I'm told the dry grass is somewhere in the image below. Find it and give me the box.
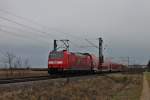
[111,74,143,100]
[0,70,48,79]
[144,72,150,87]
[0,74,143,100]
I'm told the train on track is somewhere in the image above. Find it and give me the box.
[48,50,125,74]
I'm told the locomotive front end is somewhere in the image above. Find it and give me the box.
[48,50,68,74]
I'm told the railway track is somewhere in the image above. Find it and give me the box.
[0,71,122,84]
[0,74,86,84]
[0,76,52,84]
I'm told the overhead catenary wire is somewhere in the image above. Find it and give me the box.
[0,9,81,40]
[0,15,83,48]
[0,16,55,40]
[0,23,83,49]
[0,17,99,52]
[0,9,45,27]
[0,9,101,51]
[0,9,98,46]
[0,28,50,44]
[0,9,98,47]
[0,24,53,41]
[85,38,99,49]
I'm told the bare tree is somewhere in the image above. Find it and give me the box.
[0,51,16,76]
[1,52,31,69]
[3,51,16,69]
[0,51,31,77]
[24,58,30,69]
[14,56,22,68]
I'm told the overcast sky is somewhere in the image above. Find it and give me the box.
[0,0,150,67]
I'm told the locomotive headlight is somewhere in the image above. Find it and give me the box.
[49,61,54,64]
[57,61,63,64]
[49,61,63,64]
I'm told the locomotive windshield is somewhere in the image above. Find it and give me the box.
[49,52,64,59]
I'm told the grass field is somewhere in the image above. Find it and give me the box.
[0,74,143,100]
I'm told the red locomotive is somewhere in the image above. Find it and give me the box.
[48,50,123,74]
[48,50,98,74]
[48,39,124,74]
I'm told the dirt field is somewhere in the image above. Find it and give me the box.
[0,74,143,100]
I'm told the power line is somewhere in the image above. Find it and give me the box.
[0,16,88,50]
[0,15,83,47]
[0,24,53,41]
[69,41,81,48]
[0,16,55,40]
[0,9,44,27]
[70,40,99,49]
[0,24,52,43]
[0,9,97,48]
[0,9,82,40]
[0,9,103,51]
[0,28,50,43]
[85,38,99,49]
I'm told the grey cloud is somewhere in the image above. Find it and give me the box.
[0,0,150,66]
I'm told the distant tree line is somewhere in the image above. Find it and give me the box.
[0,51,30,69]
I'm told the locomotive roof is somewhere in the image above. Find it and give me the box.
[50,50,96,57]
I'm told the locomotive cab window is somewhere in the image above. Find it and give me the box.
[49,52,64,59]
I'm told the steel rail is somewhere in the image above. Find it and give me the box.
[0,71,122,84]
